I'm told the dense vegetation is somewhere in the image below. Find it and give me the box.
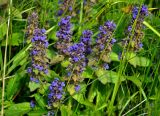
[0,0,160,115]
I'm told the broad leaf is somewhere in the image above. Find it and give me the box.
[6,72,26,100]
[5,102,31,116]
[67,84,94,108]
[126,52,150,67]
[29,82,40,92]
[34,94,46,109]
[60,105,73,116]
[96,69,125,84]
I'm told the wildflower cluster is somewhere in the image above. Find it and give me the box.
[48,78,65,106]
[55,16,72,55]
[80,30,93,55]
[68,42,86,75]
[123,5,148,51]
[26,12,38,41]
[93,20,116,69]
[95,20,116,53]
[27,28,49,82]
[58,0,73,16]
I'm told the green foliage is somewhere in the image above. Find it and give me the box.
[5,102,31,116]
[0,0,160,116]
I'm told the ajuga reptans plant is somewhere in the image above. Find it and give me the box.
[92,20,116,70]
[27,13,49,83]
[123,5,148,51]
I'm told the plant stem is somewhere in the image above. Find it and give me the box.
[1,0,12,115]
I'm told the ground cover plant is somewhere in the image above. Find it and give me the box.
[0,0,160,115]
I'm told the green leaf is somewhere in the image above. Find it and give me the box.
[6,72,26,100]
[126,76,142,87]
[67,84,94,108]
[5,102,31,116]
[110,52,119,62]
[88,82,97,102]
[1,33,23,46]
[60,105,73,116]
[126,52,150,67]
[0,21,7,39]
[7,45,29,75]
[95,69,125,84]
[61,60,70,67]
[29,82,40,92]
[38,83,50,94]
[34,94,46,109]
[82,67,95,79]
[12,7,22,19]
[27,108,47,116]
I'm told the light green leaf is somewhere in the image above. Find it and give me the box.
[34,94,46,109]
[60,105,73,116]
[61,60,70,67]
[110,52,119,62]
[38,83,50,94]
[96,69,125,84]
[1,33,23,46]
[82,67,95,79]
[126,76,142,87]
[126,52,150,67]
[12,7,22,19]
[29,82,40,92]
[0,22,7,39]
[88,82,97,102]
[27,108,47,116]
[67,84,94,108]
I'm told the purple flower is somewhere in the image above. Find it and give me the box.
[30,100,35,108]
[141,5,148,16]
[67,72,71,77]
[75,85,80,92]
[44,69,48,74]
[103,63,109,70]
[118,52,122,60]
[56,16,72,55]
[30,77,39,83]
[80,30,93,55]
[128,26,132,32]
[27,67,32,73]
[69,6,72,11]
[132,6,138,19]
[124,5,148,51]
[96,20,116,53]
[47,111,54,116]
[105,21,116,31]
[48,78,65,106]
[56,94,62,99]
[27,28,49,83]
[138,43,143,48]
[111,38,116,44]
